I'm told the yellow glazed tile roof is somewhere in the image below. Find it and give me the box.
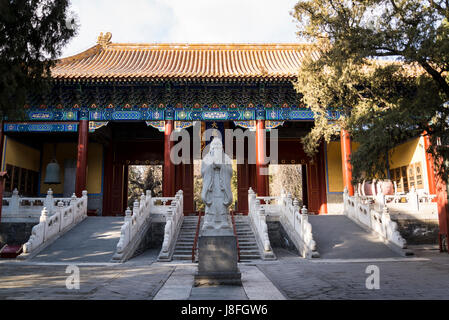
[52,33,423,81]
[52,34,317,81]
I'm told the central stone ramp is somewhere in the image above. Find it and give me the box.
[172,215,262,261]
[308,215,401,259]
[31,217,123,263]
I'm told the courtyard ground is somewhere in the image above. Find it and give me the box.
[0,246,448,300]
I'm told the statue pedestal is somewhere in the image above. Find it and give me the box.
[194,229,242,286]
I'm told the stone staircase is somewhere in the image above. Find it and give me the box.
[234,216,261,261]
[172,216,199,261]
[172,215,262,262]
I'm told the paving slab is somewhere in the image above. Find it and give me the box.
[257,250,449,300]
[190,285,248,300]
[1,246,448,300]
[0,263,174,300]
[153,265,195,300]
[240,265,285,300]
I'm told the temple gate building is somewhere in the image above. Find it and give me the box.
[0,34,440,233]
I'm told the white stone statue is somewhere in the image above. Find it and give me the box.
[201,138,233,231]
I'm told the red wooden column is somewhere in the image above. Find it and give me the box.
[163,120,175,197]
[175,163,194,214]
[423,132,437,196]
[0,121,5,222]
[318,142,328,214]
[436,177,449,252]
[340,129,354,196]
[256,120,269,196]
[75,119,89,197]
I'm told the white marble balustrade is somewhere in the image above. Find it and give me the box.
[22,191,88,254]
[248,188,318,259]
[343,188,407,249]
[2,189,73,222]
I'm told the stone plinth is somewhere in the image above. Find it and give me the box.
[194,229,242,286]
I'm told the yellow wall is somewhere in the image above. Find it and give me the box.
[389,137,423,168]
[326,137,429,193]
[326,141,359,193]
[327,141,344,193]
[3,137,41,172]
[41,143,103,195]
[388,136,428,191]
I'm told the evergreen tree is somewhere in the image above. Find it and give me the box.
[292,0,449,182]
[0,0,77,119]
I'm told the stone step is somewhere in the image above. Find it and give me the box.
[236,236,257,240]
[176,242,195,246]
[240,254,261,258]
[172,216,262,261]
[239,249,259,253]
[174,250,194,255]
[172,254,193,260]
[239,254,260,258]
[238,244,258,248]
[237,239,257,243]
[236,232,254,236]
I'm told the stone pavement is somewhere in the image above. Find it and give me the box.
[308,215,401,259]
[32,217,123,263]
[0,247,448,300]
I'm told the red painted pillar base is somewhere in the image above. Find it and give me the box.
[163,120,175,197]
[256,120,269,196]
[75,119,89,197]
[340,129,354,196]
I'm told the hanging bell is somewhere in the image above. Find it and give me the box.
[44,159,61,185]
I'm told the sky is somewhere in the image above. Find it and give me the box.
[61,0,301,58]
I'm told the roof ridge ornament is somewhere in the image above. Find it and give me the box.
[97,32,112,48]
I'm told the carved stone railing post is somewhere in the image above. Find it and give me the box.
[10,189,19,213]
[177,190,183,211]
[408,187,419,212]
[258,208,271,252]
[293,199,299,230]
[248,187,256,213]
[40,207,49,224]
[140,193,145,211]
[124,207,132,224]
[162,209,174,253]
[301,205,308,215]
[70,193,77,221]
[44,189,54,213]
[280,189,287,206]
[287,193,292,207]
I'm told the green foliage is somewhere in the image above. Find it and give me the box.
[269,165,304,204]
[292,0,449,182]
[0,0,77,119]
[127,166,162,208]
